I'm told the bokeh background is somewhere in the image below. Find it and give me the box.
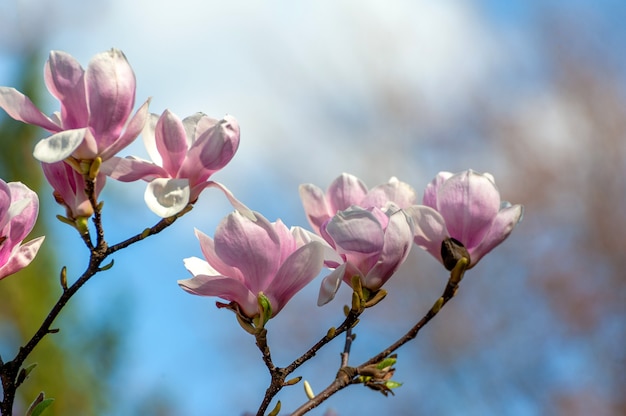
[1,1,625,415]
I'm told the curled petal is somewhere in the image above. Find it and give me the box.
[0,87,60,131]
[469,203,524,267]
[179,115,240,185]
[100,156,168,182]
[324,208,385,256]
[5,182,40,244]
[144,178,190,217]
[0,236,45,280]
[178,274,258,318]
[404,205,448,263]
[33,128,87,163]
[317,264,347,306]
[183,256,217,276]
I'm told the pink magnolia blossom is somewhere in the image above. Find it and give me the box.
[41,161,106,221]
[0,49,149,163]
[178,211,325,320]
[406,170,523,269]
[0,180,45,280]
[101,110,239,217]
[316,205,414,305]
[299,173,417,235]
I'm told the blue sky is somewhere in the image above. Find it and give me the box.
[1,1,624,415]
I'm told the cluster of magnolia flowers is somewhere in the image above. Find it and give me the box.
[0,49,523,330]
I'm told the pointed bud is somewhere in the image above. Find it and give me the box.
[59,267,68,291]
[284,376,302,386]
[267,400,281,416]
[364,289,387,308]
[303,380,315,400]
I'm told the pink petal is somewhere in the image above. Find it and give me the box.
[0,87,61,131]
[317,264,347,306]
[154,110,188,176]
[6,182,39,244]
[363,210,413,290]
[44,50,89,129]
[324,208,385,256]
[178,274,258,318]
[422,171,453,209]
[194,229,243,282]
[273,219,297,264]
[404,205,448,264]
[299,183,331,234]
[326,173,368,212]
[437,170,501,250]
[178,116,240,186]
[267,241,325,314]
[0,236,45,280]
[100,98,151,160]
[85,49,136,147]
[0,181,11,227]
[214,211,281,294]
[361,177,417,209]
[101,156,168,182]
[469,203,523,267]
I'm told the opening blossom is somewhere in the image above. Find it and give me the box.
[406,170,523,270]
[300,174,416,305]
[0,49,149,164]
[178,211,325,323]
[0,180,45,280]
[102,110,240,217]
[299,173,417,235]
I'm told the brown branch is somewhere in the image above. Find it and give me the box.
[290,259,469,415]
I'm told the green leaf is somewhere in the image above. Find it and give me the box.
[25,393,54,416]
[385,381,403,389]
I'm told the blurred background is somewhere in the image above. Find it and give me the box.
[1,0,625,415]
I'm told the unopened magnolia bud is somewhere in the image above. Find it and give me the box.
[284,376,302,386]
[441,237,470,271]
[267,400,281,416]
[303,380,315,399]
[60,266,68,291]
[326,327,336,338]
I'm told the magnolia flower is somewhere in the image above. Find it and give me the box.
[0,49,149,163]
[101,110,239,217]
[0,180,45,280]
[406,170,523,269]
[178,211,325,322]
[316,205,414,305]
[41,161,105,221]
[299,173,416,235]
